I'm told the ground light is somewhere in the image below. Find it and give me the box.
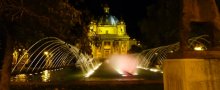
[137,66,163,73]
[41,70,50,82]
[44,51,49,55]
[115,68,138,76]
[13,74,27,82]
[133,72,138,75]
[149,68,159,72]
[85,63,102,77]
[193,44,206,51]
[115,68,124,75]
[194,46,204,51]
[137,66,149,70]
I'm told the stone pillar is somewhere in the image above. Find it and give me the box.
[164,58,220,90]
[180,0,220,51]
[164,0,220,90]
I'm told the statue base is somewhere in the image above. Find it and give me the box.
[163,51,220,90]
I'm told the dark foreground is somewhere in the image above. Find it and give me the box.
[11,80,163,90]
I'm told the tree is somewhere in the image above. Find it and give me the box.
[138,0,181,49]
[128,45,143,54]
[0,0,89,89]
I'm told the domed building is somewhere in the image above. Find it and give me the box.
[88,6,137,58]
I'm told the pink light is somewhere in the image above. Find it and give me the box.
[108,54,138,76]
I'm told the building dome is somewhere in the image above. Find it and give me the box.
[97,6,119,26]
[98,14,119,25]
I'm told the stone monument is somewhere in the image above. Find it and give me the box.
[164,0,220,90]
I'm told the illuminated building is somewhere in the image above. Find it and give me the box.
[88,6,137,58]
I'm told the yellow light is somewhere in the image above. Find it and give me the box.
[94,63,102,70]
[41,70,50,82]
[44,51,49,55]
[115,68,124,75]
[85,63,102,78]
[85,70,94,78]
[194,46,204,51]
[133,72,138,75]
[14,74,27,82]
[137,66,149,70]
[150,68,159,72]
[170,50,174,53]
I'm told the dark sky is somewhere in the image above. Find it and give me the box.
[71,0,220,41]
[71,0,157,40]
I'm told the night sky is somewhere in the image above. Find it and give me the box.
[69,0,220,49]
[71,0,157,40]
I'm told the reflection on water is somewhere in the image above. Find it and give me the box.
[11,70,52,82]
[10,67,163,83]
[41,70,51,82]
[11,68,82,82]
[13,74,27,82]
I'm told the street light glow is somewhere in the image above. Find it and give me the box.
[194,46,204,51]
[44,51,49,55]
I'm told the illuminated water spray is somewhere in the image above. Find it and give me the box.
[11,37,102,77]
[137,35,210,72]
[100,35,210,76]
[107,54,138,76]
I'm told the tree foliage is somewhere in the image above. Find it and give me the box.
[138,0,181,49]
[0,0,91,89]
[0,0,90,50]
[128,45,143,54]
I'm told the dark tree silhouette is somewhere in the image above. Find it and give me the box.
[128,45,143,53]
[138,0,181,49]
[0,0,90,89]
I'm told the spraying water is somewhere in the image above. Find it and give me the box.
[137,35,210,71]
[11,37,101,77]
[107,54,138,76]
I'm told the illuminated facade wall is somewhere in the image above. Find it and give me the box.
[88,6,136,58]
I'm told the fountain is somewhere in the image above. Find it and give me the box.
[136,35,209,72]
[11,37,101,78]
[107,54,138,76]
[9,34,211,84]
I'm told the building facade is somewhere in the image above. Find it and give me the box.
[88,6,137,58]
